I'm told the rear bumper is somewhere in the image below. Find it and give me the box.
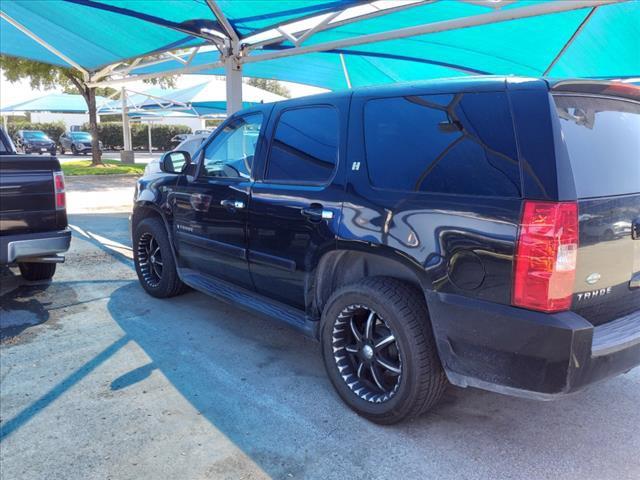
[25,146,56,153]
[1,229,71,264]
[427,292,640,399]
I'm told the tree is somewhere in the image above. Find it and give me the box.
[1,55,175,165]
[246,77,291,98]
[1,56,105,164]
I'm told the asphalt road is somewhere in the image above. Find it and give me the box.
[1,175,639,480]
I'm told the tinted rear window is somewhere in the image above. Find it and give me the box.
[554,95,640,198]
[363,91,521,197]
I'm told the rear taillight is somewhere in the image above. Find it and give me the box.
[53,171,66,210]
[512,200,578,313]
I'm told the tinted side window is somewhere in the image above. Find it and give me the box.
[202,113,262,179]
[265,106,338,184]
[364,92,520,197]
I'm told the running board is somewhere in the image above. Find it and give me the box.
[178,268,318,338]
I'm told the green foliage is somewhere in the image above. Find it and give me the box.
[61,159,146,176]
[7,121,66,142]
[81,122,192,150]
[1,55,176,94]
[246,77,291,98]
[62,84,118,98]
[205,118,224,128]
[0,56,77,90]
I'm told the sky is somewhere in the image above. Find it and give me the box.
[0,71,326,109]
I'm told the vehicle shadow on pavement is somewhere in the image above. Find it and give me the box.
[102,281,640,479]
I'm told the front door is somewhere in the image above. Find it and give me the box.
[172,112,266,289]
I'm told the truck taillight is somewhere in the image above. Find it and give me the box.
[512,201,578,313]
[53,171,66,210]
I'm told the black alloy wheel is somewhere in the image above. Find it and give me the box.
[132,216,186,298]
[332,304,402,403]
[137,232,164,289]
[321,277,447,424]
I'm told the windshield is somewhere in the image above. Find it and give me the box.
[554,95,640,198]
[24,131,49,140]
[70,132,91,140]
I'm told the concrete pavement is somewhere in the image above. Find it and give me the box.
[1,175,639,480]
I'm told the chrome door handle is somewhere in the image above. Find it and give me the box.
[301,204,333,222]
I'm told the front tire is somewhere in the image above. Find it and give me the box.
[320,277,447,424]
[133,217,186,298]
[18,262,56,281]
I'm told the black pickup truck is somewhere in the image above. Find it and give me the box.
[0,127,71,280]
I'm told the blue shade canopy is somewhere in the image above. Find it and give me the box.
[97,79,285,115]
[1,1,638,91]
[1,93,109,113]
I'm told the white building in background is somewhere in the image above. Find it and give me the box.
[131,113,204,133]
[30,111,92,130]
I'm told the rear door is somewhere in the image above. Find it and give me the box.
[171,112,266,289]
[248,98,348,309]
[552,90,640,325]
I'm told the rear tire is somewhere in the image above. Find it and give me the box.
[133,216,186,298]
[320,277,447,424]
[18,262,56,281]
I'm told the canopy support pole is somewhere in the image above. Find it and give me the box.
[206,0,240,43]
[339,54,352,89]
[148,122,152,155]
[225,40,243,115]
[120,88,134,164]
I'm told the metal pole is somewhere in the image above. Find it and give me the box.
[120,87,134,163]
[340,54,352,89]
[225,41,243,115]
[148,122,152,155]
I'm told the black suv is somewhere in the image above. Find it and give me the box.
[131,77,640,424]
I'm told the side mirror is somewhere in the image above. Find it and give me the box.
[160,150,191,174]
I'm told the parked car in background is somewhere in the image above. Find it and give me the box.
[193,128,214,136]
[131,77,640,424]
[143,133,209,176]
[14,130,56,155]
[58,131,102,155]
[1,127,70,281]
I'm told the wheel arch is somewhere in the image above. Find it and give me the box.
[312,247,430,318]
[132,202,179,265]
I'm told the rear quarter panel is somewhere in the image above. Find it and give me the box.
[339,81,533,305]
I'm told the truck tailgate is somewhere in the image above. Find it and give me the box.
[0,156,61,234]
